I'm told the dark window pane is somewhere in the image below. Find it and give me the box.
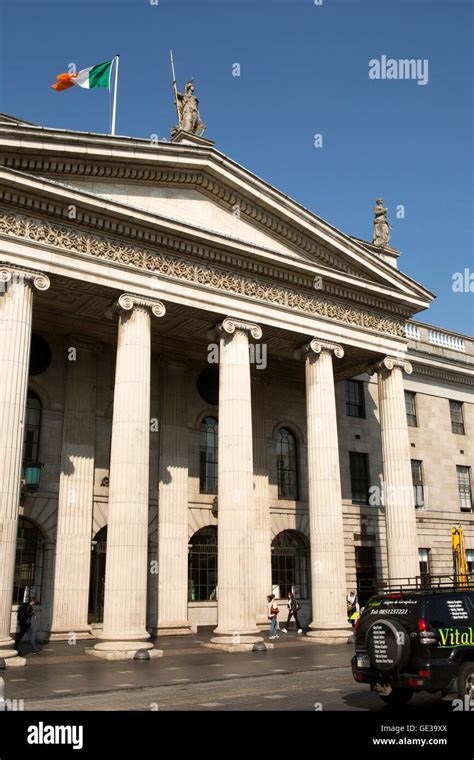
[405,391,417,427]
[346,380,366,418]
[457,466,472,511]
[276,428,299,500]
[349,452,370,503]
[200,416,218,493]
[450,400,465,435]
[411,459,425,508]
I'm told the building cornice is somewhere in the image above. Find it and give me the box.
[0,209,408,338]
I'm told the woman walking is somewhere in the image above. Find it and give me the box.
[281,591,303,634]
[267,594,279,639]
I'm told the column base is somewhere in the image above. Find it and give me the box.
[204,633,264,653]
[0,649,27,667]
[86,641,163,661]
[49,627,94,642]
[305,623,353,645]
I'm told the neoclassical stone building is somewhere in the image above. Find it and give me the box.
[0,114,472,662]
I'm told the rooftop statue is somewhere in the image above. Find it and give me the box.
[372,197,392,248]
[170,51,206,137]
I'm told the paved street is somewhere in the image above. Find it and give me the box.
[1,630,456,712]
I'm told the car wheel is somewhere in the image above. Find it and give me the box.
[457,662,474,702]
[378,686,414,706]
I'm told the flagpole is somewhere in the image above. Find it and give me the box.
[111,54,119,136]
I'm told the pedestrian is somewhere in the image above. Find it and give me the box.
[281,591,303,634]
[346,590,359,624]
[14,596,41,654]
[267,594,279,639]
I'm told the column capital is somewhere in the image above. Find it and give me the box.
[294,338,344,361]
[207,316,262,342]
[368,355,413,377]
[106,293,166,319]
[0,265,50,292]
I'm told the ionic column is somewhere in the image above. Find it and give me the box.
[207,318,263,651]
[297,339,350,644]
[370,357,419,580]
[252,379,271,628]
[91,294,165,660]
[157,356,192,636]
[50,336,97,640]
[0,266,50,666]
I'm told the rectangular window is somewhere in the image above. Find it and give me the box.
[419,548,431,578]
[467,550,474,577]
[349,452,370,503]
[449,400,465,435]
[411,459,425,509]
[345,380,366,418]
[457,466,472,512]
[404,391,417,427]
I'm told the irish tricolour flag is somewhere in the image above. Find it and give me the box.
[51,59,115,92]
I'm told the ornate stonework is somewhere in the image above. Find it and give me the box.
[209,317,263,341]
[368,356,413,376]
[0,265,50,292]
[117,293,166,318]
[295,339,345,362]
[0,211,406,338]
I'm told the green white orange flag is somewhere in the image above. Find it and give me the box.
[51,59,114,92]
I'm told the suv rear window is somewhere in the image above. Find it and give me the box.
[425,596,471,627]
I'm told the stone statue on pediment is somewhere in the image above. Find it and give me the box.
[170,50,206,138]
[372,197,392,247]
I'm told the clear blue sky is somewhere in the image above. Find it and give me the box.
[1,0,472,334]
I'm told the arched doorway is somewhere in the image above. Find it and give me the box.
[88,526,107,624]
[271,530,310,600]
[14,517,45,603]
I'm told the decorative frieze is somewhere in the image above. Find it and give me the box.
[0,211,406,337]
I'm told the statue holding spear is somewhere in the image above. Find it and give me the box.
[170,50,206,137]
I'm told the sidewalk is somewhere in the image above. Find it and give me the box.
[1,628,354,705]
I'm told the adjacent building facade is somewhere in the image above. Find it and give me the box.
[0,115,472,662]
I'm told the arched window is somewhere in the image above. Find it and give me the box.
[271,530,309,599]
[200,416,218,494]
[276,427,298,499]
[13,517,45,604]
[188,526,218,601]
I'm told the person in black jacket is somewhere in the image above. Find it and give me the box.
[281,592,303,634]
[14,596,41,654]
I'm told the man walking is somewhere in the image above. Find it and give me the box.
[14,596,41,654]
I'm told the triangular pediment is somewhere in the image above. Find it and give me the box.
[0,117,434,316]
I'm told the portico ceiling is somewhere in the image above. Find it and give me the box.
[33,274,380,381]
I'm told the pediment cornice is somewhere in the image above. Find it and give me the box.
[0,207,407,338]
[0,182,413,322]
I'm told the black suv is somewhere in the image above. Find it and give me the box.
[351,585,474,705]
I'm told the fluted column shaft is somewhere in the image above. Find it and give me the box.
[50,336,97,638]
[92,294,165,659]
[252,380,271,626]
[0,267,50,661]
[372,357,419,580]
[157,358,191,635]
[301,339,350,643]
[209,318,262,647]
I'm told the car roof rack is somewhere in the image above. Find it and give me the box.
[359,574,474,596]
